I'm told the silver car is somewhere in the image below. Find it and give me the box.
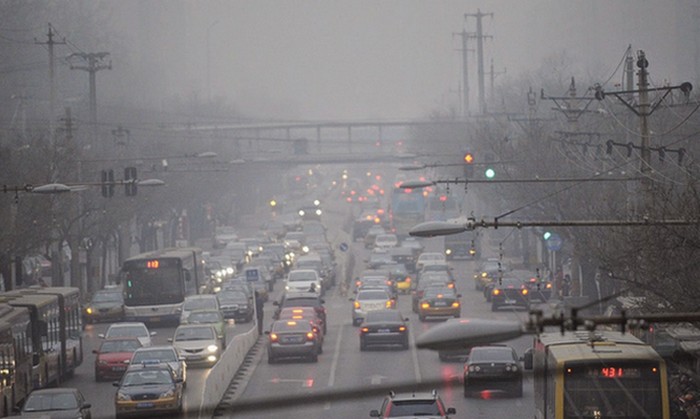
[350,289,395,326]
[169,324,221,368]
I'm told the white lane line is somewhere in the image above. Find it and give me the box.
[410,326,422,383]
[324,323,345,410]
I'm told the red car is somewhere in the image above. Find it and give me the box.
[93,337,142,381]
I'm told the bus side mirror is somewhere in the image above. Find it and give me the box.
[183,270,192,282]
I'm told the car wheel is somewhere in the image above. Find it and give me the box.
[463,386,470,398]
[491,303,498,312]
[310,353,318,363]
[352,318,361,327]
[439,353,447,362]
[402,339,409,350]
[360,340,366,351]
[514,382,523,398]
[418,315,426,322]
[268,356,275,364]
[318,345,323,354]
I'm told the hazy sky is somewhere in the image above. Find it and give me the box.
[119,0,690,121]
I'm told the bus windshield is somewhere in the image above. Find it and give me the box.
[563,361,663,419]
[122,265,183,306]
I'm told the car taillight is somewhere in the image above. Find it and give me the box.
[452,301,460,308]
[405,277,411,283]
[522,289,529,295]
[398,326,407,332]
[361,327,369,333]
[312,326,319,334]
[546,283,552,289]
[448,283,454,289]
[270,333,279,342]
[386,280,392,286]
[421,302,430,309]
[306,332,315,341]
[385,300,393,308]
[492,289,501,296]
[356,281,361,287]
[354,301,360,309]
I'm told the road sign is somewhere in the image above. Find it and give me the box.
[339,242,349,252]
[245,268,259,282]
[546,233,563,251]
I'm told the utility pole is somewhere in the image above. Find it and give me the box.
[35,23,65,144]
[487,58,506,103]
[69,52,111,144]
[453,29,471,118]
[465,9,493,114]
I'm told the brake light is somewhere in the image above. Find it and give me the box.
[361,327,369,333]
[452,301,460,308]
[292,309,303,313]
[448,283,454,289]
[312,327,319,334]
[522,289,529,295]
[356,280,361,287]
[421,302,430,309]
[306,332,315,340]
[399,326,407,332]
[292,315,303,319]
[492,289,501,296]
[405,277,411,283]
[546,283,552,289]
[354,301,360,309]
[385,300,394,308]
[386,280,392,286]
[270,333,279,342]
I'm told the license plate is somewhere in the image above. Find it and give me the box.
[378,329,391,333]
[137,402,154,409]
[434,301,447,307]
[112,367,126,372]
[150,317,160,322]
[505,299,516,304]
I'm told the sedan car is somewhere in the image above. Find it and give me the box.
[169,324,221,368]
[490,277,531,311]
[217,290,254,322]
[370,390,456,418]
[93,338,142,381]
[20,388,91,419]
[463,345,523,397]
[273,291,327,333]
[130,346,186,388]
[474,258,509,291]
[83,288,124,324]
[182,310,226,348]
[418,287,461,321]
[351,289,395,326]
[277,307,325,351]
[99,322,155,347]
[113,363,183,418]
[359,309,409,350]
[267,320,320,363]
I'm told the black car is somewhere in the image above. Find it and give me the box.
[490,277,530,311]
[83,288,124,324]
[359,309,409,350]
[370,390,456,418]
[463,345,523,397]
[217,290,254,322]
[513,270,552,302]
[19,388,92,419]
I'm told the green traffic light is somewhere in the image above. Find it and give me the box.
[484,168,495,179]
[543,232,552,240]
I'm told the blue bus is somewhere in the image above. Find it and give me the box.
[389,187,426,238]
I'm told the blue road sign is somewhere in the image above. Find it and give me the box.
[546,233,563,251]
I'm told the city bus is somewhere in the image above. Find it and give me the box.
[425,194,460,222]
[120,247,207,325]
[389,186,426,238]
[0,305,32,417]
[528,330,669,419]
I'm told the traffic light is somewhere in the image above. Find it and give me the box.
[463,152,474,178]
[101,169,114,197]
[484,167,496,179]
[124,167,137,196]
[543,231,552,240]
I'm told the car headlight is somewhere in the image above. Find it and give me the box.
[208,344,219,353]
[226,267,234,274]
[85,307,93,315]
[161,389,175,398]
[97,359,108,365]
[116,391,131,401]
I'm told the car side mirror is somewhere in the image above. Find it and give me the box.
[92,349,98,354]
[446,407,456,415]
[167,338,173,343]
[82,403,92,409]
[272,301,279,306]
[264,331,270,335]
[370,410,380,417]
[404,317,410,322]
[457,294,462,298]
[112,382,120,387]
[348,298,355,302]
[97,334,105,339]
[150,331,157,336]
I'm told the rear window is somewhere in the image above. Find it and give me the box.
[272,321,312,332]
[469,347,515,363]
[358,290,389,300]
[387,399,441,416]
[283,297,319,307]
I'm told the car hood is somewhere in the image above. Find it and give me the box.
[118,383,173,397]
[97,352,134,363]
[174,340,218,351]
[20,409,83,419]
[89,302,122,309]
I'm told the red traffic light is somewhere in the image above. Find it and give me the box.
[464,153,474,164]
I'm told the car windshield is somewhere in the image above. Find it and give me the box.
[100,340,141,353]
[175,327,215,341]
[387,399,441,416]
[283,298,318,307]
[188,312,221,323]
[423,288,454,299]
[288,271,317,282]
[132,349,177,363]
[469,347,515,363]
[219,292,247,301]
[273,321,312,332]
[92,291,122,303]
[23,392,78,411]
[107,326,147,338]
[365,311,401,323]
[497,278,524,287]
[184,298,216,310]
[358,290,389,300]
[121,370,173,386]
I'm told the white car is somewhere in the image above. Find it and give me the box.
[99,322,155,347]
[351,289,395,326]
[169,324,222,368]
[285,269,323,295]
[374,233,399,249]
[415,252,447,272]
[180,295,220,324]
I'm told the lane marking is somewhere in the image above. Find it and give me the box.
[324,323,344,410]
[410,325,422,383]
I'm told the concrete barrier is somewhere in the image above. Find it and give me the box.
[198,325,259,418]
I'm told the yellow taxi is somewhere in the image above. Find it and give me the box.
[418,287,461,321]
[114,363,183,417]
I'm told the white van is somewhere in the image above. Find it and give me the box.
[180,294,220,324]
